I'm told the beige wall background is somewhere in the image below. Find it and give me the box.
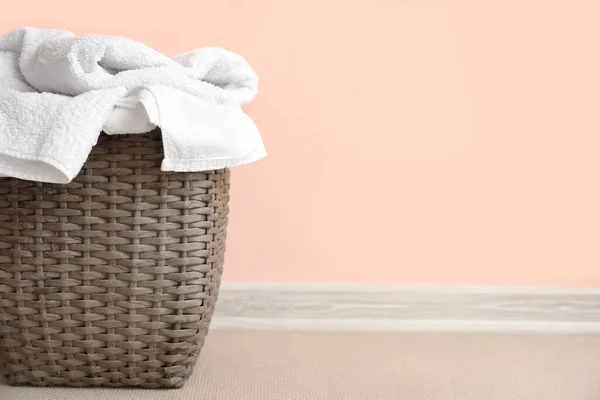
[2,0,600,285]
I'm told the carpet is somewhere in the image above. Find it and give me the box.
[1,331,599,399]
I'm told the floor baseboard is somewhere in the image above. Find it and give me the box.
[212,282,600,333]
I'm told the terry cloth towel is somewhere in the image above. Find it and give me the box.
[0,27,265,183]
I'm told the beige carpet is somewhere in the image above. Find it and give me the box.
[1,331,600,400]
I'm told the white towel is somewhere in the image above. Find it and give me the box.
[0,27,266,183]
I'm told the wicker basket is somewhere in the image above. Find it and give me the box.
[0,131,230,388]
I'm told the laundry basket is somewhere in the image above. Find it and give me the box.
[0,131,230,388]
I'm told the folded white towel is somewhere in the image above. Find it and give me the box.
[0,27,266,183]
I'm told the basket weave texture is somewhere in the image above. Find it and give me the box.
[0,132,230,388]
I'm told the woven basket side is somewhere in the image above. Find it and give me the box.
[0,132,229,388]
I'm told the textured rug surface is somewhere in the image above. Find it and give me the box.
[1,331,599,400]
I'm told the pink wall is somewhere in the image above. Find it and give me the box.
[3,0,600,285]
